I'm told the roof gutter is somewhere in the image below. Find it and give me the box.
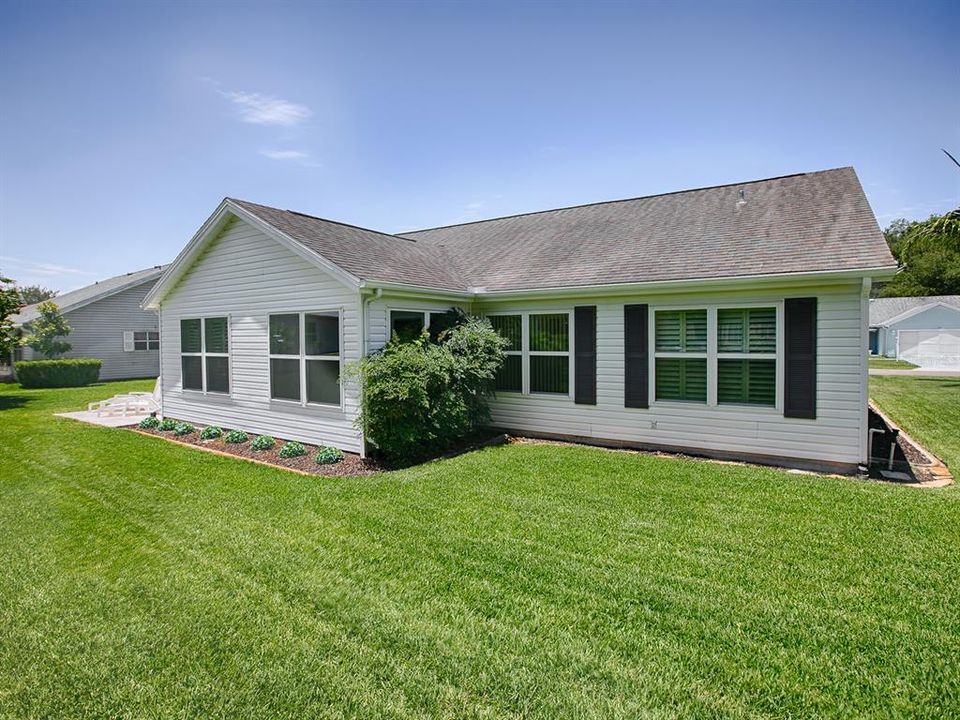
[361,264,899,302]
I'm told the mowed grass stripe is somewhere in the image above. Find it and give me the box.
[1,381,958,718]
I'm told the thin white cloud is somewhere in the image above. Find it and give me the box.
[0,256,91,277]
[258,149,322,168]
[221,90,312,126]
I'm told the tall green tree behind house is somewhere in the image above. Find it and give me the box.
[23,301,72,358]
[0,274,23,361]
[17,284,58,305]
[874,208,960,297]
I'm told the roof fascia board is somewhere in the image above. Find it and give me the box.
[362,265,898,302]
[144,200,360,309]
[879,301,959,327]
[358,280,473,301]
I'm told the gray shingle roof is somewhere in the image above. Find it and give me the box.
[230,200,466,291]
[869,295,960,326]
[230,167,894,294]
[13,265,166,325]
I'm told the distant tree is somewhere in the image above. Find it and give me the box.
[23,301,72,358]
[0,274,23,361]
[875,209,960,298]
[17,284,58,305]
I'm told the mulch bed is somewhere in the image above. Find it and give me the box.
[133,424,382,477]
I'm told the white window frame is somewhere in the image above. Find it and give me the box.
[268,309,343,409]
[651,307,709,405]
[648,302,783,411]
[486,310,574,399]
[132,330,160,351]
[180,316,230,395]
[387,308,454,342]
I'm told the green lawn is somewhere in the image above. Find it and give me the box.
[1,381,958,718]
[868,356,918,369]
[870,375,960,468]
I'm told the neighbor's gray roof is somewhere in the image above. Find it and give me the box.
[13,265,167,325]
[869,295,960,326]
[232,167,895,293]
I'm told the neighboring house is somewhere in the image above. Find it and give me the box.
[14,266,167,380]
[144,167,896,473]
[869,296,960,370]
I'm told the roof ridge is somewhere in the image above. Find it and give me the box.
[400,167,853,237]
[228,198,418,244]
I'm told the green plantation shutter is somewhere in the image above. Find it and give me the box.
[656,310,707,352]
[718,359,775,406]
[655,358,707,402]
[718,308,776,353]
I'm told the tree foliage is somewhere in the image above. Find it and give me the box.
[22,301,72,358]
[17,284,58,305]
[350,314,508,463]
[0,274,23,360]
[876,208,960,297]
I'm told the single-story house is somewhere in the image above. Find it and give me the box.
[869,295,960,369]
[14,266,167,380]
[144,167,896,473]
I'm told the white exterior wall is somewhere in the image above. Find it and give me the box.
[473,281,867,470]
[158,217,363,453]
[18,281,160,380]
[366,296,470,352]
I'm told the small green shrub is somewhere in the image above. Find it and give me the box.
[15,359,101,388]
[159,418,178,431]
[173,422,194,436]
[315,445,344,465]
[138,416,160,430]
[224,430,248,444]
[199,425,222,440]
[278,441,306,458]
[251,435,275,451]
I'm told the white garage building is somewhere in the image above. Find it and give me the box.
[869,296,960,370]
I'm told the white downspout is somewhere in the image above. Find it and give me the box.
[358,287,382,459]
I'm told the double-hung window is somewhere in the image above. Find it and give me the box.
[132,331,160,351]
[716,307,776,406]
[180,317,229,393]
[269,311,341,406]
[487,312,572,396]
[654,310,707,402]
[389,309,458,343]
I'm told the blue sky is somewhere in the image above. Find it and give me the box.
[1,0,957,291]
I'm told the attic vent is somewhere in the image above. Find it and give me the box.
[737,189,748,208]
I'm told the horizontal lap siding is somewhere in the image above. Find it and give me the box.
[37,281,160,380]
[160,217,362,453]
[477,282,865,466]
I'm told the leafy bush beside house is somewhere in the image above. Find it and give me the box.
[22,301,72,358]
[350,315,507,462]
[14,359,101,388]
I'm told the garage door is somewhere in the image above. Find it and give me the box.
[899,330,960,370]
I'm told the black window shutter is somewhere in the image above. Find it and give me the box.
[624,304,649,408]
[574,306,597,405]
[784,297,817,419]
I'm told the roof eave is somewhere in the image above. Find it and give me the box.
[362,265,899,301]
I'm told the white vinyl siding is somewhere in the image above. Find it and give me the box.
[159,216,362,453]
[475,281,867,470]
